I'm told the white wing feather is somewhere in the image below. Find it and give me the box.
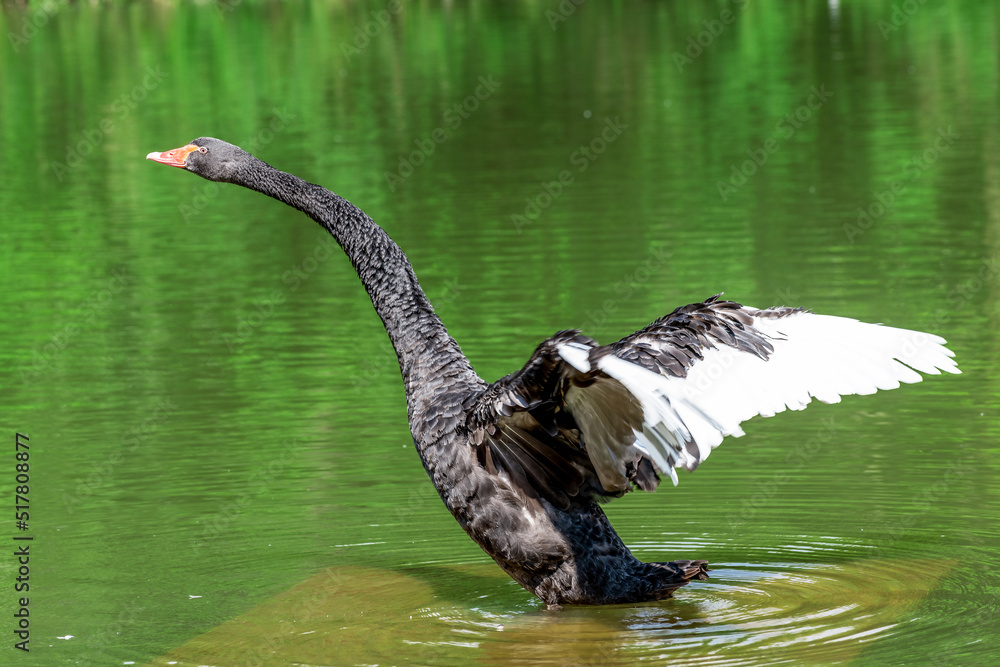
[558,309,959,486]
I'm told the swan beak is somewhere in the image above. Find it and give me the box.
[146,143,199,168]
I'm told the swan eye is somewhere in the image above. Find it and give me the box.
[198,146,208,154]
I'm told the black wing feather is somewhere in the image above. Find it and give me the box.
[467,296,794,506]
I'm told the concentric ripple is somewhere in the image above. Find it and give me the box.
[149,535,967,666]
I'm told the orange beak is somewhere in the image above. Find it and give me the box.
[146,143,199,167]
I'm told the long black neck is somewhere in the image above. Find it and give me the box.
[232,157,481,426]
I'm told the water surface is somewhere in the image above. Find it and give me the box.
[0,1,997,665]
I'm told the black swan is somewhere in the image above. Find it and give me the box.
[148,138,960,607]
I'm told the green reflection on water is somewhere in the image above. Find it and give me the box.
[0,1,997,665]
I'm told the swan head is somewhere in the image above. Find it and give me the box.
[146,137,251,183]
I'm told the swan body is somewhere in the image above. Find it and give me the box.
[148,138,960,606]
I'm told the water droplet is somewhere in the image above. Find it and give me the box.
[583,110,592,119]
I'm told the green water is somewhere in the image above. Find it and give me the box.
[1,0,998,664]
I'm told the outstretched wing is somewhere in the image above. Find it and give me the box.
[468,295,960,507]
[466,330,657,509]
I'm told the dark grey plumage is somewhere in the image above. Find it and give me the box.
[147,137,959,607]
